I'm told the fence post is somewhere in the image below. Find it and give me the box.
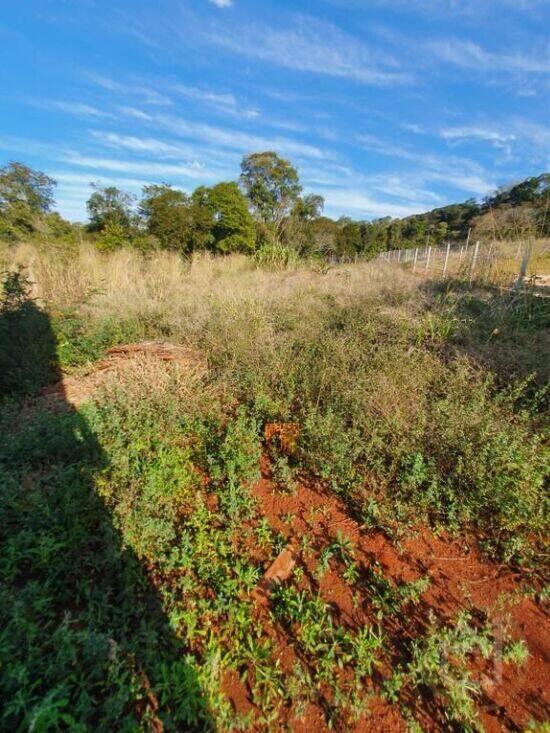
[442,241,451,278]
[425,246,432,274]
[413,247,418,273]
[469,240,480,284]
[397,249,402,264]
[514,240,533,290]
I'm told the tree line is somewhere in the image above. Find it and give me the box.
[1,155,548,260]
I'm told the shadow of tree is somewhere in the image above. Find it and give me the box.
[0,271,212,731]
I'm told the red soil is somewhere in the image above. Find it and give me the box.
[42,341,205,407]
[41,356,549,730]
[221,454,550,731]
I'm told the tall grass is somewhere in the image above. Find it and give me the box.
[2,241,547,563]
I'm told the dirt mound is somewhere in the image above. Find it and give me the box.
[43,341,205,408]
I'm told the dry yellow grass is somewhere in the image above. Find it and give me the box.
[0,242,420,327]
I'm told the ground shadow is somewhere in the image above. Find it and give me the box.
[0,271,212,731]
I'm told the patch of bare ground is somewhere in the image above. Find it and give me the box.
[234,452,550,732]
[41,341,205,407]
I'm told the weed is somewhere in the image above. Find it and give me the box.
[502,639,530,665]
[392,611,523,731]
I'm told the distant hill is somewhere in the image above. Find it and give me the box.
[320,173,550,258]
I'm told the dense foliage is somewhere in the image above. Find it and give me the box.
[0,155,548,259]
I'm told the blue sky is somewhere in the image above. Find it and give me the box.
[1,0,549,222]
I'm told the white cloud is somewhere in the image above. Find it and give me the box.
[427,172,495,196]
[154,113,330,160]
[0,135,72,158]
[427,39,550,73]
[172,84,259,119]
[438,119,550,164]
[89,130,238,172]
[512,120,550,147]
[439,125,517,154]
[400,122,425,134]
[118,106,153,121]
[62,153,219,181]
[208,0,234,7]
[52,171,151,189]
[357,133,495,195]
[86,72,173,106]
[30,100,113,119]
[319,188,435,219]
[203,16,411,86]
[440,126,516,144]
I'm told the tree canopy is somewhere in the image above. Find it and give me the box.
[0,162,56,239]
[240,152,302,230]
[204,182,255,253]
[86,185,135,233]
[1,156,548,258]
[139,184,194,252]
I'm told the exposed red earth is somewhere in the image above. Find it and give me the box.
[219,449,549,732]
[41,357,549,731]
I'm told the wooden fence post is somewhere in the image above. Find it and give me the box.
[425,246,432,274]
[442,241,451,278]
[413,248,418,272]
[514,240,533,290]
[469,241,480,284]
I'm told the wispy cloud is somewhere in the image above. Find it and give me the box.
[437,119,550,164]
[511,120,550,148]
[439,125,516,154]
[358,133,495,195]
[318,188,436,219]
[0,135,73,158]
[62,153,219,181]
[29,100,113,119]
[202,16,412,86]
[153,113,330,160]
[90,105,329,160]
[427,38,550,73]
[52,171,151,189]
[118,106,154,121]
[85,72,173,106]
[88,129,237,173]
[172,84,258,119]
[208,0,234,7]
[89,131,198,160]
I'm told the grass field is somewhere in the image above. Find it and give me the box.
[1,243,548,732]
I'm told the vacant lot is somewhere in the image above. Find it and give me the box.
[1,245,548,731]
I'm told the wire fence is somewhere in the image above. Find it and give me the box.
[374,238,550,291]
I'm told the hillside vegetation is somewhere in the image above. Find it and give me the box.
[1,242,548,731]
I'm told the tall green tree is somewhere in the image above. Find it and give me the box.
[240,152,302,234]
[86,185,135,233]
[139,184,193,252]
[0,162,56,239]
[283,194,325,253]
[205,182,255,253]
